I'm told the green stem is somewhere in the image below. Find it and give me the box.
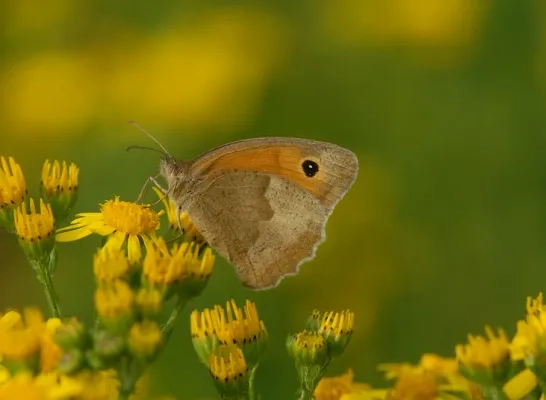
[32,250,61,318]
[248,363,259,400]
[298,389,315,400]
[41,264,61,318]
[117,357,143,400]
[161,295,188,345]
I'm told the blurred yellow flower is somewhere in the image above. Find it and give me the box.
[318,0,489,66]
[128,321,162,359]
[69,370,120,400]
[134,288,163,317]
[511,311,546,362]
[2,8,287,140]
[315,369,372,400]
[388,372,439,400]
[57,197,161,263]
[456,326,510,370]
[0,309,43,364]
[94,280,135,323]
[93,242,131,282]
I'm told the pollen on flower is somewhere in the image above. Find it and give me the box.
[14,199,55,243]
[456,326,510,369]
[100,198,159,236]
[56,196,161,263]
[0,156,27,209]
[128,321,162,358]
[208,345,248,382]
[94,280,135,321]
[93,243,130,282]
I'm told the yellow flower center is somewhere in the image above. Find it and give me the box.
[41,160,79,196]
[128,321,162,357]
[94,280,134,320]
[14,199,54,243]
[209,345,247,382]
[100,198,159,235]
[0,156,27,208]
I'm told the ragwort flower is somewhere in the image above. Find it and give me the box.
[0,156,27,230]
[56,197,161,263]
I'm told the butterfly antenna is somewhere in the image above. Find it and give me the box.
[127,121,172,158]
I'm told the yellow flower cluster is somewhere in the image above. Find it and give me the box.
[191,299,268,377]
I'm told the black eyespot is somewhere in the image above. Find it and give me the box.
[301,160,319,177]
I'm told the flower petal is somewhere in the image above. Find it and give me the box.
[127,235,142,264]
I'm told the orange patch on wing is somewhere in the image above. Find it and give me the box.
[192,146,334,206]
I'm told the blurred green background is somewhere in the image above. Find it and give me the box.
[1,0,546,398]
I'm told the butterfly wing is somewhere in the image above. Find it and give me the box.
[184,138,359,289]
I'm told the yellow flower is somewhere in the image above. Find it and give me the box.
[40,160,79,219]
[69,369,120,400]
[134,288,163,318]
[511,309,546,364]
[0,309,44,368]
[94,280,135,329]
[191,300,267,366]
[208,345,249,398]
[379,354,459,382]
[526,293,545,317]
[0,156,27,229]
[56,197,161,263]
[40,318,63,374]
[388,371,439,400]
[14,198,55,261]
[128,321,162,359]
[286,330,328,366]
[456,326,510,370]
[318,310,354,356]
[93,242,131,282]
[315,369,372,400]
[152,187,205,244]
[143,237,214,296]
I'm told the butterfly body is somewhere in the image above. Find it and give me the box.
[159,137,358,290]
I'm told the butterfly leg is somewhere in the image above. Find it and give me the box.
[135,174,165,204]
